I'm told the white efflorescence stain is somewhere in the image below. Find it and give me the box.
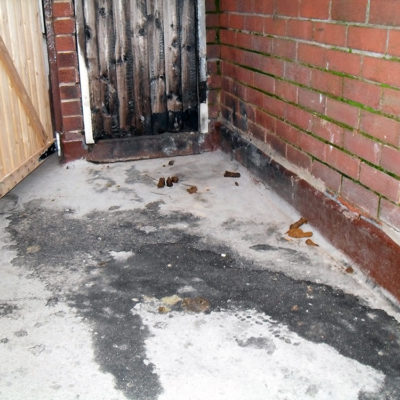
[133,305,384,400]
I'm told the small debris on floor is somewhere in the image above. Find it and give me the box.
[346,266,354,274]
[235,182,239,186]
[287,228,313,238]
[290,217,308,230]
[166,177,173,187]
[171,176,179,183]
[157,177,165,188]
[224,170,241,178]
[306,239,319,247]
[158,306,171,314]
[161,295,182,306]
[168,160,175,166]
[187,186,198,194]
[291,305,299,312]
[181,297,210,313]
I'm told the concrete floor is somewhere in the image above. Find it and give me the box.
[0,151,399,400]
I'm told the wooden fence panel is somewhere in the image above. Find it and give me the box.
[0,0,53,198]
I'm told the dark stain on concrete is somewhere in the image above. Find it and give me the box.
[0,303,18,318]
[5,199,400,399]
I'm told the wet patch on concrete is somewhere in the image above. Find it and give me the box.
[5,199,400,399]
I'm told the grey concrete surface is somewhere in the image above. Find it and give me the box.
[0,151,399,400]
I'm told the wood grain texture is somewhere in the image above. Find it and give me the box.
[78,0,200,139]
[0,0,53,197]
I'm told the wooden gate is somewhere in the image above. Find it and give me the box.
[0,0,54,198]
[75,0,206,141]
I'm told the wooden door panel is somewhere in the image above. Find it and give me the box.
[77,0,199,139]
[0,0,54,198]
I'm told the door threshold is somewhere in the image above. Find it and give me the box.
[86,131,218,163]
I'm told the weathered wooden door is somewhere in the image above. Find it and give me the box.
[0,1,54,198]
[76,0,206,141]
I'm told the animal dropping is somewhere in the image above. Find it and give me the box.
[157,177,165,188]
[224,170,241,178]
[187,186,198,194]
[181,297,210,313]
[287,228,313,238]
[290,217,308,230]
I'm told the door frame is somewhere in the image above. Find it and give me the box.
[75,0,208,145]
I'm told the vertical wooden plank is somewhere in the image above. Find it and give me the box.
[163,0,183,132]
[82,0,103,136]
[180,0,199,131]
[130,0,152,134]
[147,0,168,134]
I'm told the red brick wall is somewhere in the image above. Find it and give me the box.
[217,0,400,231]
[49,0,84,160]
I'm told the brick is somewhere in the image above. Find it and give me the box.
[252,35,273,54]
[298,43,326,68]
[326,50,362,76]
[207,28,218,43]
[60,84,81,100]
[264,17,287,36]
[55,35,76,52]
[326,98,360,128]
[313,23,347,47]
[362,57,400,88]
[286,20,313,40]
[245,16,264,33]
[369,0,400,26]
[286,145,312,170]
[381,87,400,116]
[207,44,221,59]
[360,111,400,146]
[272,38,297,59]
[206,13,220,27]
[236,66,253,85]
[53,18,75,35]
[311,70,342,97]
[387,30,400,57]
[58,67,78,83]
[267,133,286,155]
[298,131,327,160]
[341,178,379,217]
[256,109,276,132]
[63,116,83,131]
[205,0,217,12]
[298,88,326,113]
[57,52,77,68]
[286,104,312,130]
[331,0,368,22]
[343,79,381,109]
[343,131,381,164]
[254,72,275,94]
[348,26,387,54]
[300,0,330,19]
[275,0,300,17]
[220,0,237,11]
[235,32,251,48]
[276,120,299,144]
[246,87,263,107]
[61,100,82,116]
[253,0,274,14]
[381,145,400,176]
[380,199,400,231]
[326,146,360,178]
[249,121,267,142]
[264,96,286,117]
[360,163,400,202]
[229,13,245,30]
[284,62,311,86]
[312,117,344,145]
[260,57,284,77]
[53,2,73,18]
[311,161,342,192]
[276,80,297,103]
[219,29,235,45]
